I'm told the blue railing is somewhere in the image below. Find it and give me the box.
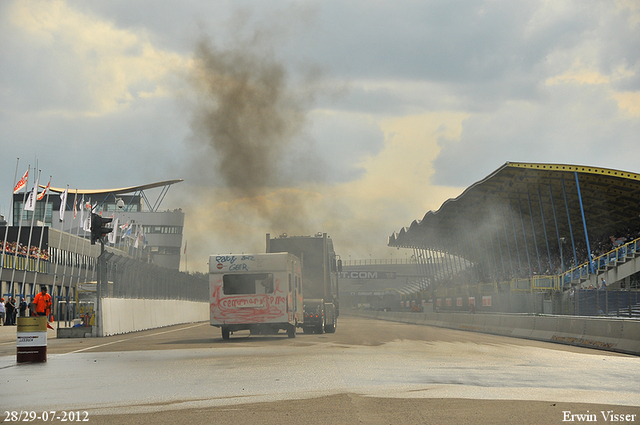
[560,238,640,286]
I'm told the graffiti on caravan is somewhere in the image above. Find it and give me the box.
[339,271,396,279]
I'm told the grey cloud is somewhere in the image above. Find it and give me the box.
[0,96,189,191]
[432,83,640,187]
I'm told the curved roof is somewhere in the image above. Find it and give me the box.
[44,179,183,195]
[388,162,640,257]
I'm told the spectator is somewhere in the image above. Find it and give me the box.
[5,297,16,325]
[0,298,5,325]
[19,298,27,317]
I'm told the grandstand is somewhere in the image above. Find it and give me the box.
[388,162,640,316]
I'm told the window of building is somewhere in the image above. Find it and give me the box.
[142,225,183,235]
[13,202,53,226]
[150,246,180,255]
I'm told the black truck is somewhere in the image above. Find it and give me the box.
[266,233,341,333]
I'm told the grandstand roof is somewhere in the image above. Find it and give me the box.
[388,162,640,258]
[44,179,183,195]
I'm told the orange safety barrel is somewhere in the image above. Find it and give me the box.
[17,316,47,363]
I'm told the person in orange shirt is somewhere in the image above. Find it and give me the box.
[33,287,52,317]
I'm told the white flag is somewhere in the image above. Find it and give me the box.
[82,214,91,232]
[59,187,68,222]
[24,175,39,212]
[133,225,141,248]
[79,195,85,224]
[108,218,118,244]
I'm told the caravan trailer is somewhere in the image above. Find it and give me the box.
[209,253,302,339]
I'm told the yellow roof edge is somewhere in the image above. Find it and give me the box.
[506,162,640,180]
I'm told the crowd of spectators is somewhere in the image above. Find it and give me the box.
[428,226,640,286]
[0,241,50,261]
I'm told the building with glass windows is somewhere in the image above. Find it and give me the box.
[10,179,184,270]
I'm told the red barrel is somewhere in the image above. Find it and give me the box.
[17,316,47,363]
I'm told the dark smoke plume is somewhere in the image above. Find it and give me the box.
[178,24,331,262]
[188,34,315,197]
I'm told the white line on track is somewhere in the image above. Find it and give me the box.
[62,322,208,354]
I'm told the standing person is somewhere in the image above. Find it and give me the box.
[0,298,5,325]
[19,298,27,317]
[600,277,607,290]
[33,287,52,317]
[10,298,17,324]
[5,297,15,325]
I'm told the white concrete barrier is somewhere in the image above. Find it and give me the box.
[101,298,209,336]
[618,320,640,354]
[347,310,640,355]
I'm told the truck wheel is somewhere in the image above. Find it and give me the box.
[287,325,296,338]
[222,327,230,340]
[325,316,337,333]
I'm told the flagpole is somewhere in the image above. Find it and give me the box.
[10,164,31,296]
[88,198,98,282]
[0,158,20,289]
[61,188,75,306]
[52,185,68,301]
[20,169,41,298]
[68,190,82,318]
[76,196,89,295]
[32,176,52,297]
[83,198,95,284]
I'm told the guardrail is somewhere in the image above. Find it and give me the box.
[0,255,49,273]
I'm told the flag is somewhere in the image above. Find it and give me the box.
[72,191,78,219]
[108,218,118,244]
[141,226,147,248]
[184,240,187,254]
[37,180,50,201]
[13,169,29,193]
[59,187,68,222]
[82,214,91,232]
[123,222,132,237]
[79,195,85,224]
[24,175,39,212]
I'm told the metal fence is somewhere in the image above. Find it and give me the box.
[560,289,640,317]
[100,251,208,302]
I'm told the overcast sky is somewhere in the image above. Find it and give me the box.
[1,0,639,272]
